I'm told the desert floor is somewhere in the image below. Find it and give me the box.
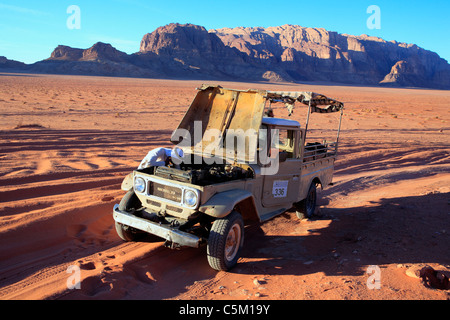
[0,73,449,300]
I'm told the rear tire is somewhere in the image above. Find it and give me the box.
[295,182,317,220]
[207,211,244,271]
[115,191,144,242]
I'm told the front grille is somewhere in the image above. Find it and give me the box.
[146,199,161,207]
[166,205,183,213]
[149,181,182,203]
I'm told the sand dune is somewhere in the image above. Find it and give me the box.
[0,73,449,300]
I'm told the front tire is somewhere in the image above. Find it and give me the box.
[207,211,244,271]
[115,191,143,242]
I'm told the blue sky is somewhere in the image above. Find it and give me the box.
[1,0,449,64]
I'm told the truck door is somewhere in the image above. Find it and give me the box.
[261,126,302,207]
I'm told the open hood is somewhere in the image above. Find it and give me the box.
[171,85,266,163]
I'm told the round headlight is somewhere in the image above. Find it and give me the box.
[134,177,146,193]
[183,190,198,207]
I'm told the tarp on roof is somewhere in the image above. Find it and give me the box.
[197,84,344,114]
[266,91,344,113]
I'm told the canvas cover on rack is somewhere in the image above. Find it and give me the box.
[266,91,344,114]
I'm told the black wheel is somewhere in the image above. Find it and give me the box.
[295,182,317,220]
[115,191,143,242]
[118,190,141,212]
[207,211,244,271]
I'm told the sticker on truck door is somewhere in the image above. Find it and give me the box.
[272,180,288,198]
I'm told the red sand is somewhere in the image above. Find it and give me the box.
[0,73,449,300]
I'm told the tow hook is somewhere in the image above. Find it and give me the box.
[164,240,181,250]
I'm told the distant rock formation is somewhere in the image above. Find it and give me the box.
[49,45,84,61]
[0,56,26,69]
[3,23,450,89]
[28,42,160,78]
[49,42,128,62]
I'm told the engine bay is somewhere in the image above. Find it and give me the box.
[153,162,254,186]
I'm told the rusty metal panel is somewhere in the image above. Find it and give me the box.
[172,86,266,162]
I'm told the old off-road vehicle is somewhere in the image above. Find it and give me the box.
[113,85,344,271]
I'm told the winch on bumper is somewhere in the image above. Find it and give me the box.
[113,204,202,248]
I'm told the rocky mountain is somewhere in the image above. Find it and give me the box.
[141,23,450,88]
[0,56,26,69]
[49,45,84,61]
[24,42,161,78]
[139,23,248,79]
[3,23,450,89]
[49,42,130,63]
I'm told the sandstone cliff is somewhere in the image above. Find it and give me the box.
[5,23,450,89]
[138,23,450,88]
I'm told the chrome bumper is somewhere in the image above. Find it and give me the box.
[113,205,201,248]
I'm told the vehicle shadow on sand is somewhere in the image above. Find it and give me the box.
[235,192,449,279]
